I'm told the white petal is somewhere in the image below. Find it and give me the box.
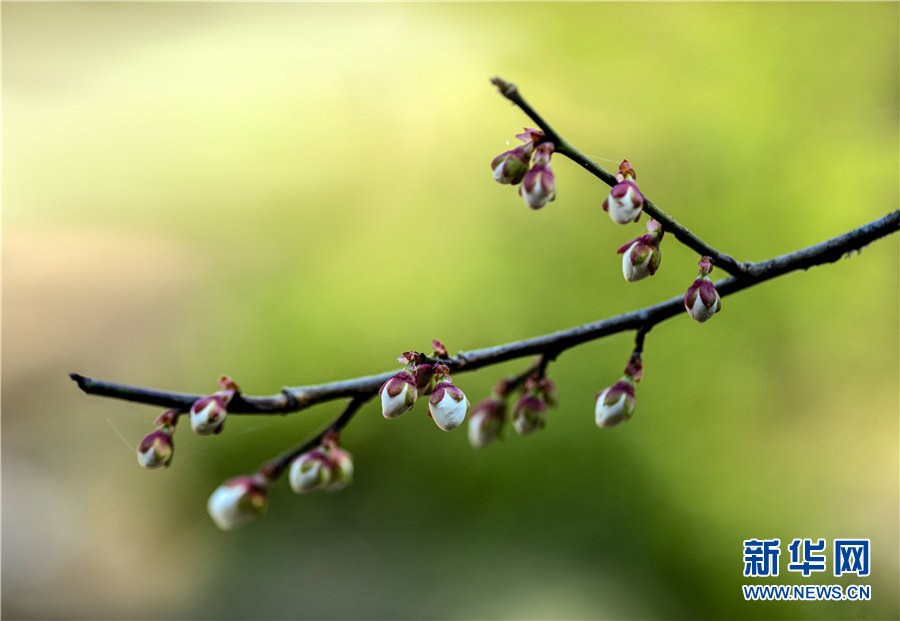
[468,412,498,448]
[137,447,164,469]
[207,485,251,531]
[381,383,415,419]
[595,393,627,428]
[289,457,324,493]
[523,178,552,209]
[492,163,506,183]
[690,294,716,323]
[429,392,469,431]
[607,193,642,224]
[622,242,652,282]
[191,402,225,435]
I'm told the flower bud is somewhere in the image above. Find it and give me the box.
[684,256,722,323]
[288,448,334,494]
[207,474,269,531]
[136,428,174,469]
[594,377,636,429]
[467,397,506,448]
[325,446,354,492]
[428,364,470,431]
[190,394,228,436]
[603,160,644,224]
[512,394,547,435]
[189,377,237,436]
[415,363,435,397]
[518,143,556,210]
[617,220,663,282]
[491,144,532,185]
[379,370,417,419]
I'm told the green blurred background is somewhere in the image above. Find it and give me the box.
[3,3,898,619]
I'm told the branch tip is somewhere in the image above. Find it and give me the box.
[70,373,88,390]
[490,76,518,100]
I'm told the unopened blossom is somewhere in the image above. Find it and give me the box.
[190,376,238,436]
[684,256,722,323]
[380,359,418,419]
[467,396,507,448]
[207,474,269,531]
[519,143,557,210]
[325,446,354,492]
[136,428,174,469]
[603,160,644,224]
[428,364,470,431]
[491,144,532,185]
[618,219,664,282]
[594,378,636,429]
[595,354,643,429]
[512,394,547,435]
[289,448,334,494]
[190,395,228,435]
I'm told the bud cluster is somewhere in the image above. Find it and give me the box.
[467,372,557,448]
[288,432,354,494]
[491,129,557,210]
[380,343,471,432]
[136,376,240,471]
[595,353,643,429]
[617,219,664,282]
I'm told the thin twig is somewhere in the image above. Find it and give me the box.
[490,76,749,276]
[71,210,900,415]
[261,395,371,481]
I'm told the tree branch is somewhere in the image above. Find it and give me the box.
[71,210,899,415]
[490,76,749,276]
[261,395,370,481]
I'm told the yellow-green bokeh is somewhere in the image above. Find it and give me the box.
[3,3,897,619]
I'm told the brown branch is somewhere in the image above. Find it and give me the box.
[261,395,370,481]
[71,210,900,415]
[490,76,750,277]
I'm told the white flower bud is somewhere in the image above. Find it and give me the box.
[325,447,354,492]
[427,365,469,431]
[512,394,547,435]
[207,475,268,531]
[518,143,557,210]
[683,257,721,323]
[289,449,333,494]
[136,429,174,469]
[429,386,469,431]
[467,398,506,448]
[618,220,664,282]
[594,379,636,429]
[621,241,656,282]
[491,144,532,185]
[379,371,417,419]
[602,160,644,224]
[190,395,228,436]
